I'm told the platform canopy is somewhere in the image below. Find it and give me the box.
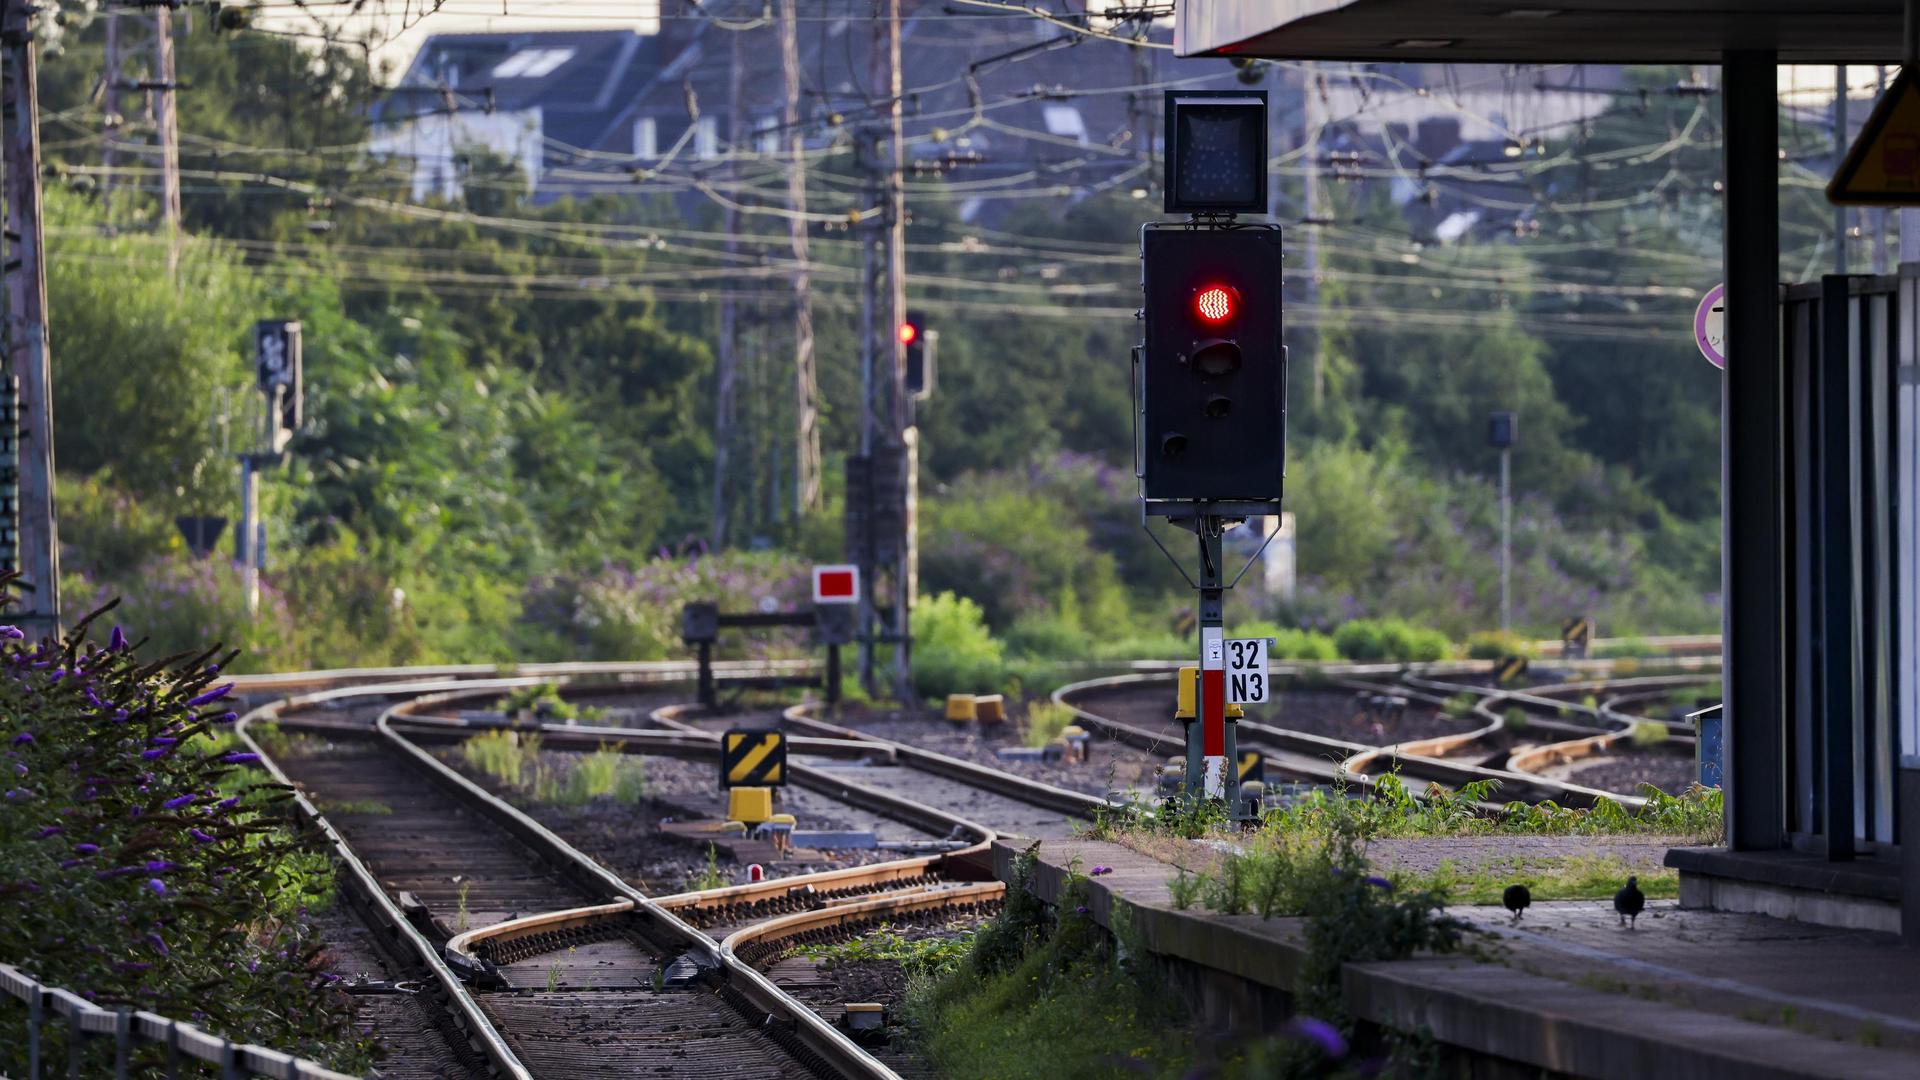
[1175,1,1907,63]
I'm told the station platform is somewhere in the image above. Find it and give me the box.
[991,836,1920,1080]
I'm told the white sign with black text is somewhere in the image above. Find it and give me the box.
[1225,637,1270,704]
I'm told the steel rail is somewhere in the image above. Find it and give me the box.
[1053,669,1651,809]
[235,687,536,1079]
[356,690,903,1080]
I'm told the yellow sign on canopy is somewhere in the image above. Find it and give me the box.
[1830,69,1920,206]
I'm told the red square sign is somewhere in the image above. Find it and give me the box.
[813,565,859,604]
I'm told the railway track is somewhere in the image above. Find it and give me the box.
[235,668,1123,1079]
[215,654,1719,1077]
[1055,664,1720,809]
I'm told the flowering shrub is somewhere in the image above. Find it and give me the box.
[521,551,811,660]
[64,560,297,674]
[0,598,369,1072]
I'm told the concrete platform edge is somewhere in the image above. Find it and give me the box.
[991,838,1919,1080]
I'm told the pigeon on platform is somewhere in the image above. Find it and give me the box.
[1614,876,1645,929]
[1502,883,1531,922]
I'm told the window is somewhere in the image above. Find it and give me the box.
[492,48,575,79]
[633,117,658,158]
[1042,105,1088,144]
[755,114,780,155]
[694,116,719,160]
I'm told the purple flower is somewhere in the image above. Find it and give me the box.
[0,625,22,640]
[1089,865,1112,876]
[37,825,61,838]
[217,796,240,810]
[189,829,216,844]
[108,626,127,651]
[161,794,195,810]
[59,858,82,869]
[145,933,169,957]
[219,752,260,765]
[10,732,31,745]
[145,879,167,895]
[143,860,175,873]
[1365,876,1393,892]
[147,737,178,747]
[186,684,232,707]
[1074,905,1089,915]
[73,843,99,854]
[1285,1016,1348,1058]
[140,749,170,760]
[96,866,139,879]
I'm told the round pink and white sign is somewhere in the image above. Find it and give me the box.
[1694,283,1725,369]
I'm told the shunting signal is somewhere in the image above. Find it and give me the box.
[1493,655,1529,687]
[721,729,787,788]
[1561,616,1593,659]
[1237,750,1264,784]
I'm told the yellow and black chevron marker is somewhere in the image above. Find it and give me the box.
[721,729,787,788]
[1561,616,1593,658]
[1237,750,1264,784]
[1493,655,1529,686]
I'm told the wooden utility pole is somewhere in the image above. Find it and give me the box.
[152,5,181,270]
[779,0,819,515]
[880,0,911,699]
[711,17,744,545]
[101,9,120,212]
[2,0,63,637]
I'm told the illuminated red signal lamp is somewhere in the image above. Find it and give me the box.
[1193,284,1239,326]
[898,321,919,345]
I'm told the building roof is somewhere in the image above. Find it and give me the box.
[1175,0,1907,64]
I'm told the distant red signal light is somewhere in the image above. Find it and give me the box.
[1194,284,1238,325]
[898,322,919,345]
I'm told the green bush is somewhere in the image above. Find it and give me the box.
[1332,618,1451,662]
[0,602,370,1073]
[1464,629,1531,660]
[911,592,1007,700]
[1001,609,1093,660]
[1233,620,1339,662]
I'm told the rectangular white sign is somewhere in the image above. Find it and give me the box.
[1225,636,1269,704]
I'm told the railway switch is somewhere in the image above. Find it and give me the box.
[945,694,977,723]
[974,693,1007,724]
[727,786,774,825]
[721,729,787,788]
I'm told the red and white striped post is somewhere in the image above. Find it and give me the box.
[1200,625,1228,797]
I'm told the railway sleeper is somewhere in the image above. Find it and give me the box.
[681,873,945,928]
[471,919,633,969]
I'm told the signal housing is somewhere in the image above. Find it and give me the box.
[1138,227,1285,502]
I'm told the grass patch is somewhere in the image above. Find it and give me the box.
[1628,721,1669,749]
[317,798,392,816]
[1421,854,1678,905]
[800,925,973,979]
[1022,701,1076,748]
[903,851,1197,1079]
[460,732,645,807]
[685,843,728,892]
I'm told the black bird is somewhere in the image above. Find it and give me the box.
[1614,876,1645,929]
[1502,883,1531,923]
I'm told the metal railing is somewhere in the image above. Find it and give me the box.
[0,962,361,1080]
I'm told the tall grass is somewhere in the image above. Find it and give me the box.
[1023,701,1077,748]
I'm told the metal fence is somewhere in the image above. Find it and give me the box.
[1781,272,1906,855]
[1,961,361,1080]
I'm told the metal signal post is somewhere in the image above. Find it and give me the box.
[1138,90,1280,818]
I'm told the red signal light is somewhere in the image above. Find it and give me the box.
[898,322,919,345]
[1193,284,1238,325]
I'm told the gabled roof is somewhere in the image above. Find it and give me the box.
[376,30,655,151]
